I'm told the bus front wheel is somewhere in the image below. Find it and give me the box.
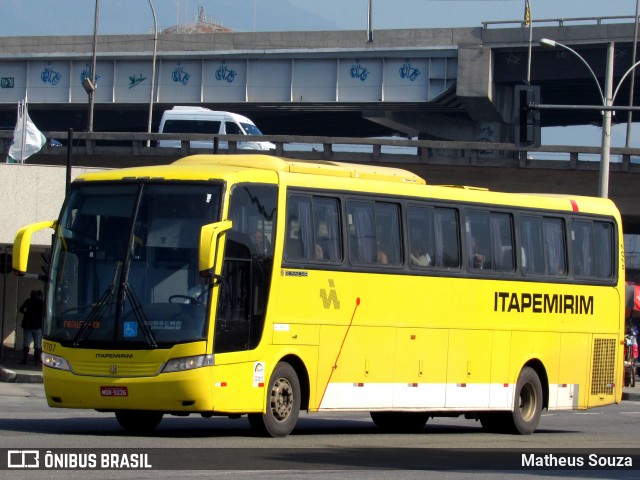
[115,410,163,433]
[248,362,301,437]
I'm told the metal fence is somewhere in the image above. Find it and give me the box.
[2,130,640,173]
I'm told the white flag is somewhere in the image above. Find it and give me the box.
[7,100,47,163]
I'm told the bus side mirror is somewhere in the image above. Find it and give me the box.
[199,220,232,278]
[13,220,56,275]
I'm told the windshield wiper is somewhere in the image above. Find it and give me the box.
[124,283,157,348]
[73,262,121,346]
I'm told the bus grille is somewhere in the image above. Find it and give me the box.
[70,360,162,377]
[590,338,616,396]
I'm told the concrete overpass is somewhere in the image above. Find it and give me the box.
[2,17,640,142]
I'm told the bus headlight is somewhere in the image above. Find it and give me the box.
[162,354,214,373]
[42,353,71,371]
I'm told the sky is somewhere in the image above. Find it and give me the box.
[2,0,640,148]
[2,0,637,35]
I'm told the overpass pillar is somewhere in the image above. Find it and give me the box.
[363,45,515,143]
[456,45,515,143]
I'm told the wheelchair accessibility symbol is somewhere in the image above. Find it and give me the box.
[124,322,138,338]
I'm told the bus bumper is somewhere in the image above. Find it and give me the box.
[42,366,215,412]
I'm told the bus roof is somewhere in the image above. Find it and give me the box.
[173,154,427,184]
[73,154,619,218]
[74,155,425,185]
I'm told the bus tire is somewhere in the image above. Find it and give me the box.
[480,367,542,434]
[370,412,429,432]
[248,362,300,437]
[511,366,543,434]
[115,410,163,433]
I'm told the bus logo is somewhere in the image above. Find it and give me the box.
[320,279,340,309]
[7,450,39,468]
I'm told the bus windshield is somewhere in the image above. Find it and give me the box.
[46,182,222,348]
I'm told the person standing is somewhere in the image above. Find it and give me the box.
[18,290,44,365]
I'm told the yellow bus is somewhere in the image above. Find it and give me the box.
[13,154,625,437]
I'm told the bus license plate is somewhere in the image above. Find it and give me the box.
[100,386,128,397]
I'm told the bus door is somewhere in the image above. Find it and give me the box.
[212,184,277,362]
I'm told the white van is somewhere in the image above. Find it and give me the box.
[158,106,274,151]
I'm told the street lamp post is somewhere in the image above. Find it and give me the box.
[88,0,100,132]
[367,0,373,42]
[147,0,158,144]
[539,38,613,198]
[626,0,640,147]
[601,42,614,200]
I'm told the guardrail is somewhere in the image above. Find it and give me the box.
[1,130,640,173]
[482,15,637,29]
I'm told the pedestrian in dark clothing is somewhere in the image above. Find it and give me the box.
[18,290,44,365]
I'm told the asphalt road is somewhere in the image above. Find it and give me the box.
[1,382,639,479]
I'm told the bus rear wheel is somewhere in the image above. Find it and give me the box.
[370,412,429,432]
[480,366,542,435]
[115,410,163,433]
[248,362,301,437]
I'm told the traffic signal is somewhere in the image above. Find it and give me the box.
[514,85,541,148]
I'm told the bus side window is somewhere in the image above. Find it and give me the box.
[572,221,593,277]
[313,197,341,261]
[407,205,435,268]
[375,203,401,266]
[286,194,342,263]
[465,211,490,270]
[285,214,304,258]
[572,219,614,279]
[521,215,566,276]
[543,218,567,275]
[593,222,614,278]
[491,213,514,272]
[347,200,400,266]
[465,210,514,272]
[285,195,313,260]
[348,201,377,264]
[434,208,460,268]
[521,216,544,274]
